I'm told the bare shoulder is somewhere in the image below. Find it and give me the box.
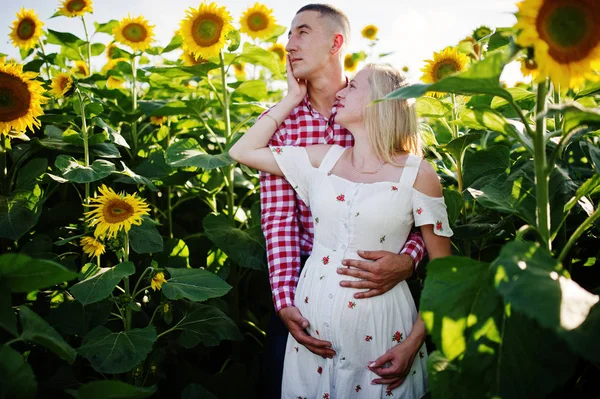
[305,144,333,168]
[413,159,443,197]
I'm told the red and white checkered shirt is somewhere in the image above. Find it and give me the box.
[260,93,426,312]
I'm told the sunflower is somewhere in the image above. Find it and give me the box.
[520,56,541,81]
[472,25,493,41]
[151,272,167,291]
[180,50,208,66]
[459,36,481,59]
[361,25,378,41]
[113,14,155,52]
[84,184,151,239]
[150,116,167,126]
[421,47,469,97]
[402,66,409,72]
[268,43,286,64]
[515,0,600,88]
[239,3,278,40]
[59,0,93,18]
[233,62,246,80]
[102,57,127,89]
[9,8,44,50]
[106,41,119,59]
[344,54,359,73]
[80,236,105,259]
[179,2,234,60]
[49,72,75,98]
[0,60,47,136]
[72,60,89,76]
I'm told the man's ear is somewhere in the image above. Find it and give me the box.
[331,33,344,54]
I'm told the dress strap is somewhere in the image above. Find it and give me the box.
[398,154,422,187]
[318,145,347,172]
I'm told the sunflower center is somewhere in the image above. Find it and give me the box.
[67,0,86,12]
[0,72,31,122]
[345,58,355,68]
[365,28,375,37]
[103,199,135,223]
[537,1,599,63]
[192,15,224,47]
[272,47,284,61]
[122,23,148,43]
[17,18,36,40]
[58,76,71,92]
[433,60,458,81]
[247,12,269,31]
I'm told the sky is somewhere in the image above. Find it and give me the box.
[1,0,522,83]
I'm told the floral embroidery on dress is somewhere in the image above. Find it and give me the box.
[315,217,319,224]
[322,256,330,265]
[386,390,394,396]
[419,350,424,358]
[294,346,299,352]
[327,170,332,176]
[317,366,323,375]
[296,396,306,399]
[315,330,319,335]
[304,296,309,304]
[319,275,324,280]
[272,147,283,155]
[322,394,330,399]
[392,331,403,342]
[336,194,345,202]
[355,212,360,217]
[392,185,398,191]
[412,370,417,375]
[365,335,373,342]
[416,207,423,215]
[436,220,443,231]
[348,301,356,309]
[355,385,362,392]
[380,235,386,243]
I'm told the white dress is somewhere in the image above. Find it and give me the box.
[272,145,453,399]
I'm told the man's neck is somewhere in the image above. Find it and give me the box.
[307,70,346,118]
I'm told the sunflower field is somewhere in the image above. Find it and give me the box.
[1,0,599,398]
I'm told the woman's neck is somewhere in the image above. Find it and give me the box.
[348,132,384,171]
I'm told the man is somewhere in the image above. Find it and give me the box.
[259,4,427,397]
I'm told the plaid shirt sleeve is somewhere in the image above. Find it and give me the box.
[400,230,426,269]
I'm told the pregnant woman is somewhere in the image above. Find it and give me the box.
[230,59,452,399]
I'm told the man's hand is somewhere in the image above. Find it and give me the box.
[337,251,414,299]
[367,340,420,390]
[278,306,335,358]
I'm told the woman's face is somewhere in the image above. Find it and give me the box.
[334,68,372,127]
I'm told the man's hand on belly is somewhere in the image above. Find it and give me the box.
[337,251,414,299]
[278,306,336,359]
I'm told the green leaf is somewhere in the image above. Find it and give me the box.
[129,219,163,254]
[90,43,106,56]
[442,189,462,225]
[46,29,84,48]
[162,267,231,302]
[232,80,267,101]
[0,189,43,241]
[202,214,267,271]
[19,306,77,364]
[16,158,47,191]
[94,20,119,34]
[181,384,218,399]
[492,241,600,362]
[78,381,156,399]
[574,80,600,99]
[549,102,600,134]
[491,87,535,109]
[0,283,17,336]
[462,145,510,189]
[0,253,77,293]
[114,161,157,192]
[176,303,242,348]
[226,29,241,52]
[238,42,283,78]
[92,117,130,148]
[70,262,135,306]
[443,132,482,160]
[78,325,157,374]
[0,346,37,399]
[415,97,452,118]
[162,35,183,53]
[166,138,234,170]
[55,155,116,183]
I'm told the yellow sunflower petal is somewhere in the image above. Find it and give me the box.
[9,8,44,50]
[150,116,167,126]
[73,60,89,76]
[361,25,378,41]
[180,49,208,66]
[49,72,75,98]
[514,0,600,88]
[420,46,470,84]
[0,60,48,136]
[113,14,155,52]
[344,54,359,73]
[268,43,286,64]
[59,0,94,18]
[80,236,105,259]
[151,272,167,291]
[239,3,278,40]
[179,2,234,60]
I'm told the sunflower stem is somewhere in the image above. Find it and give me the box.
[76,88,91,205]
[81,16,92,77]
[123,233,132,331]
[219,50,235,223]
[558,206,600,264]
[534,78,551,251]
[553,84,561,133]
[132,267,152,299]
[131,55,138,153]
[38,40,52,82]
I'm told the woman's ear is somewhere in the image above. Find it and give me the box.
[331,33,344,54]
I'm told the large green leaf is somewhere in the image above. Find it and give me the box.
[0,345,37,399]
[232,80,267,101]
[181,384,218,399]
[166,138,234,170]
[548,102,600,134]
[0,188,43,241]
[0,253,77,293]
[46,29,84,48]
[129,219,163,254]
[462,145,510,189]
[202,214,267,270]
[77,381,156,399]
[415,97,452,118]
[70,262,135,306]
[0,283,17,336]
[421,255,577,399]
[162,267,231,302]
[16,158,47,191]
[492,241,600,363]
[78,325,157,374]
[55,155,116,183]
[19,306,77,364]
[237,42,283,77]
[443,132,482,160]
[175,303,242,348]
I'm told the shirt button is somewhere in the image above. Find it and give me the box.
[324,322,329,327]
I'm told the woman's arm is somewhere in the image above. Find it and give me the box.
[229,56,307,175]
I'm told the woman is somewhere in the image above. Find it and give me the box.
[229,59,452,399]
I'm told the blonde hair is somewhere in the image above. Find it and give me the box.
[363,63,421,165]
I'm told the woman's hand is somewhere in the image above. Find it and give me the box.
[285,54,307,104]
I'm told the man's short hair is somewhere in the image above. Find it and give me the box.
[296,4,351,48]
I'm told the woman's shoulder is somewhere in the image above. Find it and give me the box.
[412,158,443,197]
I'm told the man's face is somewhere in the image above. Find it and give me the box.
[285,11,335,80]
